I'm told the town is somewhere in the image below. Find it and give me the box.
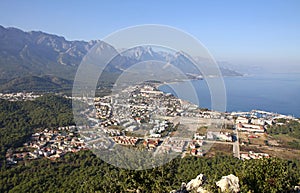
[0,92,42,101]
[5,126,86,164]
[77,83,300,161]
[3,85,300,165]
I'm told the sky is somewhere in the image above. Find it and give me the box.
[0,0,300,69]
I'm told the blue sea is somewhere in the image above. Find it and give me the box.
[159,73,300,117]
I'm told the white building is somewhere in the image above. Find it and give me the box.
[236,117,249,124]
[237,123,265,133]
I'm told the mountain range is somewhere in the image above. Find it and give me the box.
[0,25,242,93]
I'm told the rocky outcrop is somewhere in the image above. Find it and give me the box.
[196,187,211,193]
[171,174,240,193]
[186,174,206,191]
[170,174,211,193]
[216,174,240,193]
[170,182,188,193]
[294,186,300,193]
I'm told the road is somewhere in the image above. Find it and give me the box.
[232,125,240,158]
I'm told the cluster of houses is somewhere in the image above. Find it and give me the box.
[99,119,119,128]
[143,139,160,149]
[93,84,183,140]
[95,102,111,120]
[165,98,182,116]
[160,137,188,153]
[149,119,170,138]
[236,123,265,133]
[182,110,227,120]
[190,148,204,157]
[189,140,205,156]
[129,85,182,118]
[102,128,121,136]
[233,110,298,133]
[194,133,206,140]
[0,92,41,101]
[236,116,267,133]
[240,151,270,160]
[207,131,233,142]
[130,107,150,124]
[113,136,139,146]
[6,126,86,164]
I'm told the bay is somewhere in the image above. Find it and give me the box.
[159,73,300,117]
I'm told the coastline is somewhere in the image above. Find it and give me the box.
[157,74,299,118]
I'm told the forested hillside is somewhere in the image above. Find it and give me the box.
[0,95,74,162]
[0,151,299,193]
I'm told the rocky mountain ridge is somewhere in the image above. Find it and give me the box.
[0,25,242,92]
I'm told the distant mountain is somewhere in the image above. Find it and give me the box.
[117,46,242,77]
[0,25,242,92]
[118,46,199,74]
[0,25,100,80]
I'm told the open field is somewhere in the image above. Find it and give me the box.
[204,143,233,157]
[270,134,300,149]
[240,144,300,160]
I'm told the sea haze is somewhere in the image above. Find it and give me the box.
[159,73,300,117]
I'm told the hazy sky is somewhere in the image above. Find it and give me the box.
[0,0,300,68]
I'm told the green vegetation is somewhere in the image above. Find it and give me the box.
[0,75,73,93]
[197,126,208,135]
[268,120,300,149]
[0,95,74,163]
[239,158,299,193]
[0,151,299,193]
